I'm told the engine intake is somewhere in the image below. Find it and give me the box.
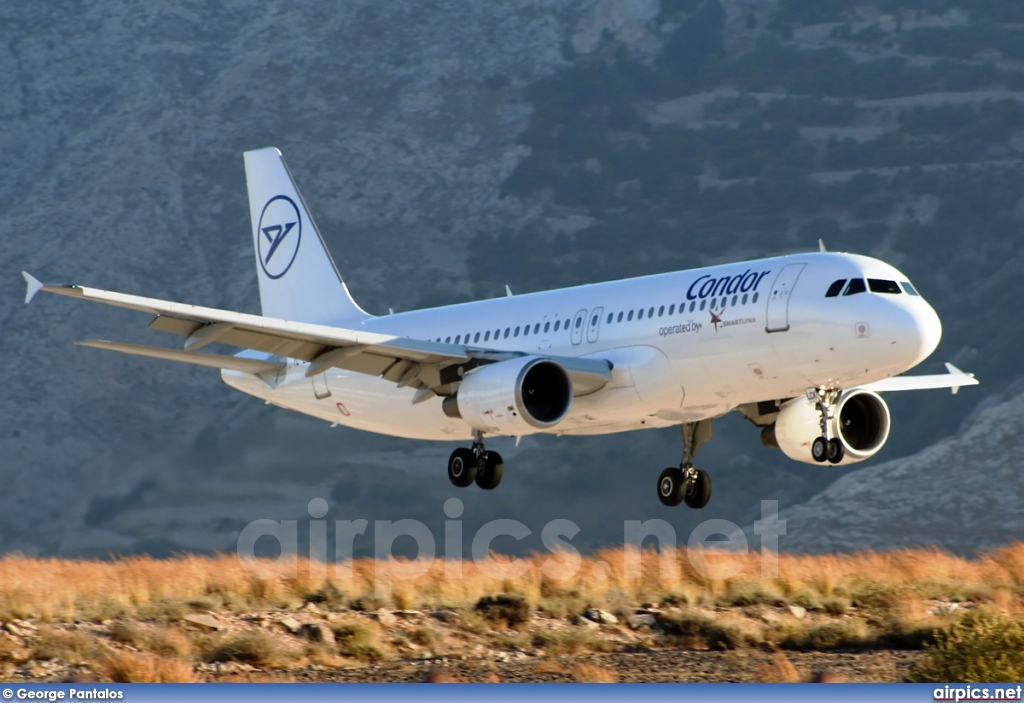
[442,356,572,435]
[767,389,891,466]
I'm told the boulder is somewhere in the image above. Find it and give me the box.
[182,613,225,632]
[583,608,618,625]
[301,622,336,646]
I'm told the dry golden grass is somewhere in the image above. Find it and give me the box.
[95,650,197,683]
[0,544,1020,623]
[0,544,1021,682]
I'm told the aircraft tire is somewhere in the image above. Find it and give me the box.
[827,438,845,464]
[475,451,504,490]
[684,470,712,509]
[448,448,478,487]
[811,436,829,463]
[657,467,686,507]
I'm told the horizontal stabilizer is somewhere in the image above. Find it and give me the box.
[858,362,978,394]
[78,340,286,375]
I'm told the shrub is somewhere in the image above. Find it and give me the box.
[822,596,852,615]
[304,582,346,609]
[790,618,873,651]
[910,610,1024,683]
[657,610,757,650]
[207,631,281,668]
[33,629,107,664]
[96,650,196,683]
[474,595,532,628]
[333,621,385,661]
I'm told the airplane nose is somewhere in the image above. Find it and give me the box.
[910,301,942,365]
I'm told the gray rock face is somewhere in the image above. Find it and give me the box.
[0,0,654,556]
[753,390,1024,555]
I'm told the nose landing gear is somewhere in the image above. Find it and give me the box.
[657,420,714,508]
[447,431,504,490]
[809,387,845,464]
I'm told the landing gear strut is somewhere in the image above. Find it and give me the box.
[448,431,504,490]
[658,420,714,509]
[808,387,845,464]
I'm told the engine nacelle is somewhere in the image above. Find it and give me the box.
[765,389,891,466]
[442,356,572,435]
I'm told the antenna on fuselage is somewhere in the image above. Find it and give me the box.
[505,285,514,297]
[818,239,828,253]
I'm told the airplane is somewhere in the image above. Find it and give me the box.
[23,147,979,508]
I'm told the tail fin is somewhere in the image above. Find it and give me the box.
[243,147,370,325]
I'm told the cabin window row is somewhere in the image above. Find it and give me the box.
[431,291,761,345]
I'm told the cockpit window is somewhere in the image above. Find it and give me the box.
[843,278,867,296]
[901,281,919,296]
[825,279,846,297]
[868,279,901,294]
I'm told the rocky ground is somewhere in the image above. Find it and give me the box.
[0,600,939,683]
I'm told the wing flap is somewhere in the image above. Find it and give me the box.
[78,340,286,374]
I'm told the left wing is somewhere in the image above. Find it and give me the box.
[857,363,979,395]
[23,272,612,397]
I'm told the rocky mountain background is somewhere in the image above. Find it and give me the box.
[1,0,1021,558]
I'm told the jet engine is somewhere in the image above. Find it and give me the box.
[442,356,572,435]
[762,390,891,465]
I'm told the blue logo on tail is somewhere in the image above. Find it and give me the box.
[257,195,302,279]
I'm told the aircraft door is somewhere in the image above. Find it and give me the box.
[571,309,587,346]
[586,307,604,344]
[765,263,806,333]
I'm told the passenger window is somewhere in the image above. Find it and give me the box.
[648,307,654,317]
[700,300,706,311]
[752,292,759,303]
[901,281,919,296]
[638,309,644,320]
[741,293,748,304]
[710,298,717,308]
[474,332,480,343]
[825,279,846,297]
[524,325,530,336]
[503,328,510,339]
[658,305,665,317]
[544,321,550,332]
[575,317,582,329]
[627,310,634,321]
[868,279,901,294]
[514,326,521,337]
[617,312,624,322]
[689,301,696,312]
[843,279,867,296]
[591,315,598,326]
[445,336,451,343]
[669,304,675,315]
[455,335,461,344]
[731,295,737,306]
[484,331,491,342]
[607,313,613,324]
[534,323,541,334]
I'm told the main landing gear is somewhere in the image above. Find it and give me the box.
[808,387,845,464]
[448,431,504,490]
[658,420,714,509]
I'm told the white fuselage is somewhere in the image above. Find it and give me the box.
[222,252,941,441]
